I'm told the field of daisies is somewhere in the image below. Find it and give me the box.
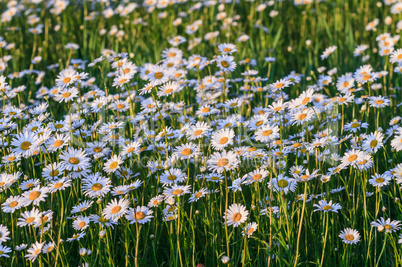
[2,0,402,266]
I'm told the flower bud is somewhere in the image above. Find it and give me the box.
[221,256,230,264]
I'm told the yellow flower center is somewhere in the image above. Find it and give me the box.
[135,211,146,220]
[277,179,288,188]
[21,141,31,151]
[69,157,80,164]
[232,213,242,222]
[111,206,121,214]
[181,148,193,156]
[29,191,40,200]
[345,234,354,241]
[91,183,103,191]
[217,158,229,167]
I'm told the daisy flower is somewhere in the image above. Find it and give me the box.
[369,174,392,187]
[207,150,240,173]
[42,162,66,181]
[56,68,77,88]
[186,121,211,140]
[42,242,56,254]
[21,186,49,206]
[344,120,369,133]
[48,177,72,193]
[188,188,208,203]
[46,133,70,152]
[126,206,154,224]
[72,216,91,231]
[371,217,401,233]
[173,143,200,159]
[17,207,41,227]
[245,169,269,184]
[205,173,224,183]
[10,131,38,158]
[243,222,258,238]
[102,198,130,220]
[2,195,22,213]
[216,55,237,72]
[218,43,237,54]
[121,141,141,157]
[25,241,44,262]
[54,87,79,103]
[369,96,390,108]
[60,148,90,171]
[391,134,402,151]
[269,79,291,91]
[147,65,171,85]
[390,48,402,64]
[67,232,86,242]
[254,124,280,143]
[224,203,249,227]
[103,155,123,174]
[71,200,94,214]
[341,149,364,167]
[82,173,112,198]
[0,244,11,258]
[112,73,132,88]
[321,46,337,59]
[291,109,315,126]
[362,131,384,153]
[313,200,342,213]
[0,225,10,243]
[211,128,235,151]
[339,228,360,244]
[159,168,187,185]
[163,184,192,197]
[269,174,297,194]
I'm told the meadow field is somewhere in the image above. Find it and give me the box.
[1,0,402,266]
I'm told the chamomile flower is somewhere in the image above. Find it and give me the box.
[339,228,360,244]
[207,150,240,173]
[321,46,337,59]
[60,148,90,171]
[103,155,123,173]
[211,128,235,150]
[0,225,10,243]
[0,244,11,258]
[254,124,280,143]
[126,206,154,224]
[72,216,91,231]
[362,131,384,153]
[218,43,237,54]
[369,173,392,187]
[71,200,94,214]
[216,55,237,72]
[188,188,208,203]
[102,198,130,220]
[82,174,112,198]
[371,217,401,233]
[243,222,258,237]
[21,186,49,206]
[313,200,342,213]
[224,203,249,227]
[173,143,200,159]
[17,207,41,227]
[25,241,44,262]
[269,174,297,194]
